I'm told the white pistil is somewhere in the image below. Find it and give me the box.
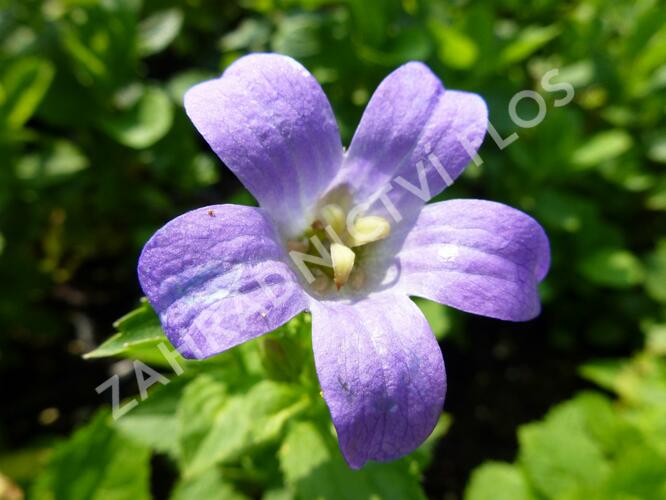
[349,215,391,247]
[331,242,355,290]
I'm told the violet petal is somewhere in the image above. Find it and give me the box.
[384,199,550,321]
[184,54,344,237]
[334,62,487,218]
[138,204,308,358]
[310,294,446,468]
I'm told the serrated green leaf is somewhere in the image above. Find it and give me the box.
[31,411,151,500]
[170,468,250,500]
[179,375,306,476]
[279,421,426,500]
[464,462,533,500]
[518,395,610,498]
[114,377,189,458]
[84,299,179,367]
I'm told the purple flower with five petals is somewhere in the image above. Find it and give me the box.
[137,53,550,469]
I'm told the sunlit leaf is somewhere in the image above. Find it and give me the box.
[518,396,610,498]
[15,140,89,181]
[83,299,177,366]
[500,25,560,65]
[279,421,426,500]
[114,378,189,458]
[0,57,54,129]
[100,85,173,148]
[571,130,633,169]
[179,375,307,476]
[31,411,151,500]
[578,248,644,288]
[167,70,216,106]
[430,21,478,69]
[465,462,533,500]
[414,297,451,340]
[647,132,666,164]
[137,8,184,56]
[170,469,250,500]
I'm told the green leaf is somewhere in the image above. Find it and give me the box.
[114,377,189,458]
[578,248,645,288]
[645,322,666,356]
[84,299,179,366]
[58,0,139,88]
[500,25,560,65]
[414,298,451,340]
[602,443,666,500]
[15,140,89,181]
[518,395,610,498]
[179,375,306,476]
[580,359,625,393]
[219,18,271,52]
[429,21,478,70]
[279,421,426,500]
[271,13,324,59]
[571,129,634,169]
[167,70,216,106]
[550,60,595,89]
[0,57,54,130]
[170,468,250,500]
[645,239,666,303]
[464,462,534,500]
[100,86,173,149]
[409,414,452,471]
[137,9,184,57]
[647,179,666,211]
[31,411,151,500]
[646,132,666,163]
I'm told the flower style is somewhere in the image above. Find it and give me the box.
[137,53,550,468]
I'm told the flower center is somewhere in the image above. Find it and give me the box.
[287,203,391,295]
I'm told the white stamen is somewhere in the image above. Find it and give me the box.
[349,216,391,247]
[331,242,355,290]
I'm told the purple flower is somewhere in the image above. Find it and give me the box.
[138,54,550,468]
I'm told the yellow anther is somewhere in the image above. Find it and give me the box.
[320,204,346,238]
[331,242,355,290]
[349,216,391,247]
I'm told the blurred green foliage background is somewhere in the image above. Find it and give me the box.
[0,0,665,498]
